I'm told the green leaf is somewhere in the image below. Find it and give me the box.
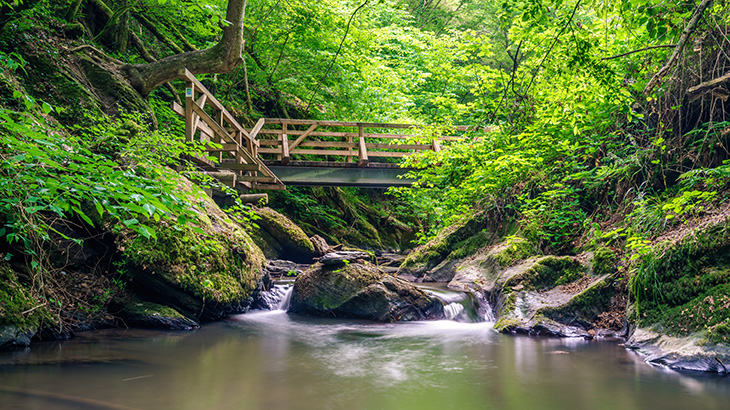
[123,218,139,226]
[142,203,155,217]
[95,201,104,217]
[24,205,45,214]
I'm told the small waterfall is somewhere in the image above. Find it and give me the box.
[255,283,294,311]
[277,285,294,311]
[419,284,494,323]
[443,303,465,320]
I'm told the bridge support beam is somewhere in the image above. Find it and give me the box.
[266,165,416,188]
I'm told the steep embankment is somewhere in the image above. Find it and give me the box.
[0,167,270,349]
[397,203,730,372]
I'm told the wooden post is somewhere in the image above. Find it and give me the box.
[184,83,194,142]
[358,124,368,166]
[432,138,441,152]
[276,123,285,161]
[347,128,353,163]
[239,193,268,205]
[281,123,290,165]
[215,110,224,163]
[235,131,243,169]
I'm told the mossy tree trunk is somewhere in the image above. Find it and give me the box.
[120,0,247,96]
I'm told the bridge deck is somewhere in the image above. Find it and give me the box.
[263,161,415,188]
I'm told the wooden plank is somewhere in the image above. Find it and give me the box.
[240,194,269,204]
[258,140,431,150]
[184,83,194,141]
[432,138,441,152]
[276,123,285,161]
[249,118,266,140]
[191,94,207,134]
[217,163,262,171]
[238,176,278,183]
[259,148,414,158]
[288,123,319,151]
[366,151,411,158]
[207,143,241,152]
[252,183,287,191]
[256,129,415,139]
[263,118,415,129]
[358,124,368,166]
[281,131,290,165]
[262,118,475,131]
[206,171,236,187]
[259,148,352,156]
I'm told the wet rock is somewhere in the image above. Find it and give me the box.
[289,261,444,322]
[0,325,36,350]
[448,246,620,338]
[310,235,332,256]
[318,251,371,266]
[264,260,309,277]
[110,298,199,330]
[627,328,730,373]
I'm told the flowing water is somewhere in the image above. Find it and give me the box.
[0,284,728,409]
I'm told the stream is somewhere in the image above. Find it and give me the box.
[0,284,728,409]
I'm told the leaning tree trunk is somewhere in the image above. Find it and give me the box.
[121,0,247,96]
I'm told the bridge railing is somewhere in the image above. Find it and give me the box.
[171,69,284,189]
[249,119,475,166]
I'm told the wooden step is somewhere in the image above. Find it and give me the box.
[217,163,262,171]
[252,183,287,191]
[238,176,278,183]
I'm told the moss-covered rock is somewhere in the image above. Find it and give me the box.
[0,262,49,349]
[251,207,318,262]
[399,212,491,280]
[110,297,199,330]
[289,259,444,322]
[503,256,586,291]
[118,171,267,321]
[630,216,730,340]
[592,247,618,276]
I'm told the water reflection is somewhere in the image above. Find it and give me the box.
[0,312,728,410]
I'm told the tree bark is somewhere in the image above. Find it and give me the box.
[120,0,247,96]
[686,72,730,101]
[643,0,713,95]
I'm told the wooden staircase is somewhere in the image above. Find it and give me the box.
[171,69,284,190]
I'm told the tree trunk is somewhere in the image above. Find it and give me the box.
[121,0,247,96]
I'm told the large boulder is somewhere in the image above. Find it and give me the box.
[117,170,267,322]
[289,253,444,322]
[627,328,730,373]
[251,207,319,262]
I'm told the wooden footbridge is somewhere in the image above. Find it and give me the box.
[172,69,475,190]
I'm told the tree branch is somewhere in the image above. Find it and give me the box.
[121,0,248,96]
[686,71,730,100]
[303,0,369,115]
[601,44,676,60]
[643,0,713,95]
